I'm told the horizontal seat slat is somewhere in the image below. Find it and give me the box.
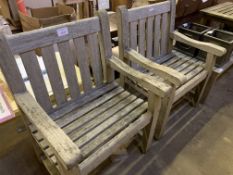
[51,82,118,120]
[79,102,148,159]
[73,96,142,145]
[55,85,124,127]
[65,91,131,136]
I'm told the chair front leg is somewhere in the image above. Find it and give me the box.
[154,87,176,140]
[142,92,162,153]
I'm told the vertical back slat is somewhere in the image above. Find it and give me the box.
[0,34,26,94]
[138,19,146,56]
[57,41,80,99]
[153,15,161,58]
[41,45,67,106]
[20,51,52,112]
[87,33,103,87]
[73,37,92,92]
[129,21,137,50]
[160,12,169,56]
[146,16,154,59]
[169,0,176,52]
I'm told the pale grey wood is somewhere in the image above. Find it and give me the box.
[57,41,80,99]
[20,51,52,112]
[160,12,169,56]
[87,34,103,87]
[41,45,67,106]
[128,1,170,22]
[15,92,82,170]
[129,21,137,50]
[153,15,161,58]
[64,91,130,135]
[146,16,154,59]
[72,94,139,144]
[0,34,26,94]
[73,37,92,93]
[169,0,176,51]
[117,6,130,86]
[51,82,118,120]
[7,17,101,54]
[79,102,148,158]
[139,19,146,56]
[79,113,151,175]
[97,10,114,82]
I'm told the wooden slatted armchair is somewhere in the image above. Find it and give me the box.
[0,10,172,175]
[114,0,226,140]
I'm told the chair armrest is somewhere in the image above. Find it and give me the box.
[124,49,187,87]
[109,56,172,97]
[14,92,82,170]
[171,31,226,57]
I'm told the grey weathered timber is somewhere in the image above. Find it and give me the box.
[0,10,171,175]
[116,0,227,139]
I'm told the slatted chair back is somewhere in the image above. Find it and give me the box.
[0,11,113,114]
[118,0,176,63]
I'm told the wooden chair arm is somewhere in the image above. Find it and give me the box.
[171,31,227,57]
[109,56,172,97]
[124,49,187,87]
[14,92,82,170]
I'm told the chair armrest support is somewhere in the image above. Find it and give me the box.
[124,49,187,86]
[171,31,226,57]
[14,92,82,170]
[109,56,172,97]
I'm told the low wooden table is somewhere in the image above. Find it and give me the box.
[200,2,233,27]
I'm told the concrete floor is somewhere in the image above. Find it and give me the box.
[0,66,233,175]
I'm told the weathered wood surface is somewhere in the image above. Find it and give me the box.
[0,10,168,175]
[201,2,233,22]
[116,0,226,139]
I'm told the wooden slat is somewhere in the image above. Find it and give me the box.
[7,17,100,54]
[162,56,180,66]
[55,86,124,127]
[79,113,151,175]
[146,16,154,59]
[41,45,67,106]
[57,41,80,99]
[51,83,118,120]
[69,94,138,142]
[186,66,204,80]
[160,12,169,56]
[153,15,161,58]
[79,102,148,158]
[20,51,52,112]
[73,37,92,93]
[168,58,189,69]
[129,21,137,50]
[97,10,114,82]
[64,90,130,135]
[87,34,103,87]
[138,19,146,56]
[0,34,26,94]
[128,1,170,22]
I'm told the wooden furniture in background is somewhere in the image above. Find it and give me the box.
[19,4,76,31]
[201,2,233,27]
[115,0,226,139]
[0,0,20,26]
[0,10,171,175]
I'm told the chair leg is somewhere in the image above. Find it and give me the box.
[142,94,161,153]
[196,71,219,105]
[154,89,175,140]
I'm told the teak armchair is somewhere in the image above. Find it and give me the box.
[115,0,226,139]
[0,11,172,175]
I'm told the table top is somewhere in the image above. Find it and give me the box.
[201,2,233,22]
